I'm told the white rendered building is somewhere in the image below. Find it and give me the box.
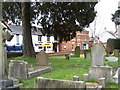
[6,25,59,53]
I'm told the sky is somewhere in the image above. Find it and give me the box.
[86,0,120,43]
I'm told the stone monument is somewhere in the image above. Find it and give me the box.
[91,43,106,66]
[36,50,49,66]
[88,43,113,83]
[9,60,28,79]
[0,17,19,89]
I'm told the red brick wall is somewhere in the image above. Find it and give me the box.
[60,41,73,52]
[59,31,90,52]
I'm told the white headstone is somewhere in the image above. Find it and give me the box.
[106,56,118,62]
[91,43,106,66]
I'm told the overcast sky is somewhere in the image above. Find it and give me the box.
[86,0,120,42]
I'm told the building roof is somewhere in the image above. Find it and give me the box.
[8,25,43,35]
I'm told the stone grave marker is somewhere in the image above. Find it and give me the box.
[113,49,119,57]
[84,50,92,60]
[0,18,20,89]
[89,66,113,82]
[91,43,106,66]
[36,50,49,66]
[9,60,28,79]
[106,56,118,62]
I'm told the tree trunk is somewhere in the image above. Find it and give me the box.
[21,2,36,57]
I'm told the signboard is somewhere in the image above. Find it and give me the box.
[35,43,53,47]
[41,43,53,46]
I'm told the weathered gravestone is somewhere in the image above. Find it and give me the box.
[89,66,113,82]
[113,49,119,57]
[9,60,28,79]
[84,50,92,60]
[106,56,118,62]
[36,50,49,66]
[0,18,19,89]
[91,43,106,66]
[85,52,91,60]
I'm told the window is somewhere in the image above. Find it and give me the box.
[16,34,19,45]
[78,35,80,39]
[77,35,80,41]
[47,46,51,48]
[72,42,74,50]
[38,46,42,49]
[47,36,50,42]
[38,35,42,41]
[84,36,86,40]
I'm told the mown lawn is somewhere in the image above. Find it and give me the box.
[14,55,119,88]
[40,56,90,80]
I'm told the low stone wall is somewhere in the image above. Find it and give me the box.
[36,77,86,89]
[28,67,51,78]
[36,77,103,89]
[89,66,113,82]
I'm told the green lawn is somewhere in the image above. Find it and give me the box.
[14,55,118,88]
[41,56,90,80]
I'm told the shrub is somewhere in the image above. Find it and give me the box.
[107,38,120,53]
[75,46,80,57]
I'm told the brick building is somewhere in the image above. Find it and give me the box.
[59,30,91,52]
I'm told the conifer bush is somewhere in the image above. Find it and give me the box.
[75,46,80,57]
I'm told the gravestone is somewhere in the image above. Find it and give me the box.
[85,52,91,60]
[91,43,106,66]
[36,50,49,66]
[9,60,28,79]
[89,66,113,82]
[0,18,19,89]
[98,77,105,88]
[113,49,119,57]
[72,76,79,81]
[106,56,118,62]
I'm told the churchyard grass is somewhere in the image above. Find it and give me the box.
[12,55,118,88]
[104,60,118,68]
[41,56,90,80]
[15,55,37,67]
[105,82,118,88]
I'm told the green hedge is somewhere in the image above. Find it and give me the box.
[75,46,80,57]
[107,38,120,52]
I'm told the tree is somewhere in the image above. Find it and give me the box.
[2,2,21,23]
[21,2,36,57]
[2,2,36,57]
[38,2,97,42]
[112,9,120,25]
[2,2,97,57]
[111,9,119,38]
